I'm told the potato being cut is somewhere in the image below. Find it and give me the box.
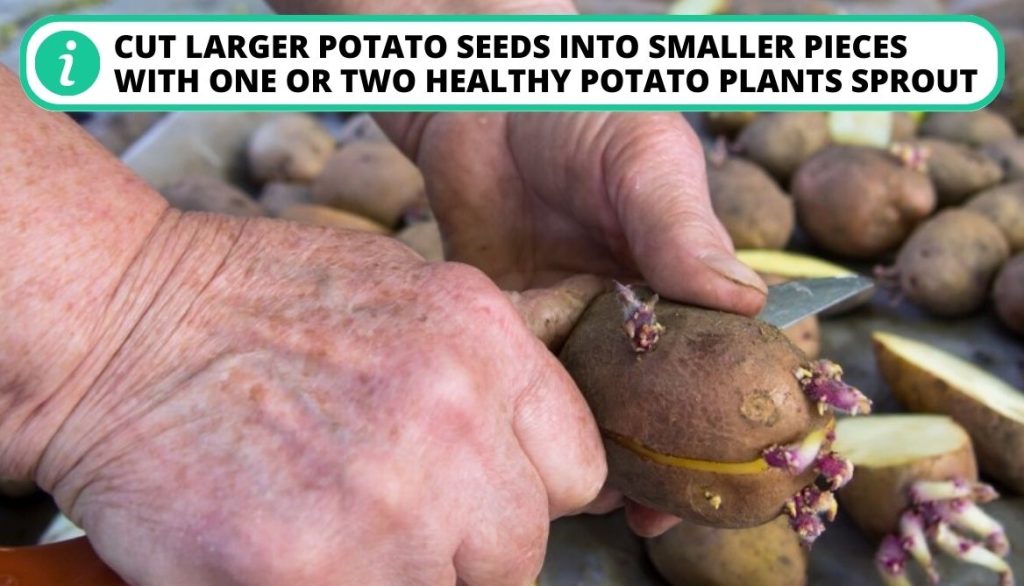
[833,415,977,536]
[873,332,1024,493]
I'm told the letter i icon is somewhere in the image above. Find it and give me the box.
[59,39,77,87]
[35,31,100,96]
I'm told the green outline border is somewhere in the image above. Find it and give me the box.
[20,14,1005,112]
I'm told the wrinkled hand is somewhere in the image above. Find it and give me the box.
[37,213,605,585]
[384,112,767,311]
[380,111,769,534]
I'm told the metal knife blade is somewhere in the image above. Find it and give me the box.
[756,276,875,329]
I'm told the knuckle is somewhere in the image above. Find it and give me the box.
[425,261,523,330]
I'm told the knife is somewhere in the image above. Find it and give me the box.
[757,276,876,329]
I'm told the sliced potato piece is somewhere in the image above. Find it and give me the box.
[736,250,854,280]
[873,332,1024,493]
[278,204,390,235]
[833,415,977,535]
[828,112,894,149]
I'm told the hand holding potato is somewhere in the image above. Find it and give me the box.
[32,214,605,585]
[375,111,768,314]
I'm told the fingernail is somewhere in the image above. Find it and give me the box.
[700,252,768,295]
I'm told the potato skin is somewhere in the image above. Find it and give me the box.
[247,114,335,184]
[908,138,1004,206]
[560,293,830,527]
[920,111,1017,148]
[605,440,818,527]
[994,253,1024,335]
[258,182,312,216]
[874,339,1024,493]
[982,139,1024,181]
[966,182,1024,253]
[312,143,425,227]
[891,112,919,142]
[737,113,830,183]
[645,517,807,586]
[837,431,977,537]
[895,209,1010,316]
[703,112,757,139]
[397,220,444,262]
[278,204,390,235]
[161,175,265,217]
[707,157,794,250]
[792,146,936,259]
[337,113,390,145]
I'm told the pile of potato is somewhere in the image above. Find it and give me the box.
[703,107,1024,337]
[643,103,1024,584]
[157,112,444,263]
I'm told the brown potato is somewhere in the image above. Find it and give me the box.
[1003,33,1024,131]
[920,111,1017,148]
[396,220,444,262]
[994,253,1024,335]
[246,114,335,185]
[982,139,1024,181]
[278,204,390,234]
[160,175,265,217]
[792,146,936,259]
[559,292,832,527]
[258,182,313,216]
[966,181,1024,253]
[892,112,919,142]
[832,414,977,536]
[702,112,757,139]
[312,143,425,227]
[892,209,1010,316]
[907,138,1004,206]
[337,113,390,145]
[873,331,1024,493]
[645,517,807,586]
[737,112,831,183]
[83,112,164,156]
[707,157,794,250]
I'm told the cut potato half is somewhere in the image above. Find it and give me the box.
[736,250,854,280]
[828,112,894,149]
[833,415,977,535]
[873,332,1024,494]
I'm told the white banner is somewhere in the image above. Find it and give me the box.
[20,16,1003,111]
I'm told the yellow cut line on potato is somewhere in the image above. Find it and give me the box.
[602,423,834,475]
[873,332,1024,422]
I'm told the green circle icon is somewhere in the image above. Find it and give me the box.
[35,31,100,96]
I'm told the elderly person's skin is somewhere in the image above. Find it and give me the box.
[0,2,765,584]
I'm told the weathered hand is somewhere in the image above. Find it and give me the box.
[379,111,769,535]
[36,213,605,585]
[385,112,767,311]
